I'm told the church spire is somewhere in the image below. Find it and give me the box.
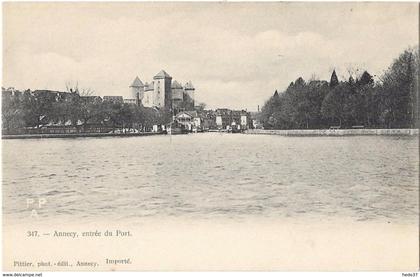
[330,70,339,87]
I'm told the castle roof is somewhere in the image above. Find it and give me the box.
[144,82,154,91]
[154,70,172,79]
[171,80,183,89]
[184,81,194,90]
[130,76,144,87]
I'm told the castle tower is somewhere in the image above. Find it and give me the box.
[153,70,172,110]
[184,81,195,109]
[129,76,144,105]
[171,80,184,111]
[143,82,154,107]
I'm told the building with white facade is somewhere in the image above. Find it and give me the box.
[129,70,195,112]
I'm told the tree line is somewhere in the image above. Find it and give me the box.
[2,86,171,133]
[260,47,419,129]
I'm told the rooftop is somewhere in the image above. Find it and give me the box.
[176,110,198,118]
[184,81,194,89]
[130,76,144,87]
[171,80,183,89]
[144,82,154,91]
[154,70,172,79]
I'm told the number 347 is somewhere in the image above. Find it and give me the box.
[27,231,39,237]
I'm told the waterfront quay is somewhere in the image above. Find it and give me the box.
[2,131,164,140]
[3,128,419,139]
[245,128,419,137]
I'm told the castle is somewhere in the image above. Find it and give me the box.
[129,70,195,112]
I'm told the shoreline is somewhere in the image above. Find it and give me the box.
[1,132,165,140]
[245,128,419,137]
[2,128,419,139]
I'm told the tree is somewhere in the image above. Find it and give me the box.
[260,90,284,129]
[379,47,419,128]
[21,90,56,129]
[63,82,99,131]
[2,94,25,131]
[358,71,374,86]
[330,70,339,88]
[260,47,418,130]
[322,84,345,126]
[102,102,123,130]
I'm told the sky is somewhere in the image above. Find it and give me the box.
[3,2,419,111]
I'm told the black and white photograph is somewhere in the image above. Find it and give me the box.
[1,1,419,273]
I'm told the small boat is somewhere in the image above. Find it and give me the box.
[167,120,188,135]
[168,126,188,135]
[231,122,242,133]
[231,127,242,133]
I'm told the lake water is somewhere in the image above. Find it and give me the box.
[2,133,419,224]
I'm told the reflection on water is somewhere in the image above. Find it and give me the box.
[2,133,419,224]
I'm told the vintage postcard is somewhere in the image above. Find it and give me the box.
[2,2,419,273]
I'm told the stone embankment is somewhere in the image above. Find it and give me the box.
[244,129,419,136]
